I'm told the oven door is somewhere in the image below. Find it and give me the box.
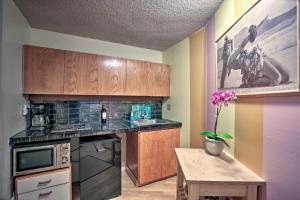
[13,145,57,176]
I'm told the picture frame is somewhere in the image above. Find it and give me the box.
[216,0,299,96]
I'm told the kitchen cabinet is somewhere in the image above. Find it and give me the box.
[23,45,65,94]
[64,51,99,95]
[138,130,163,184]
[126,60,170,96]
[15,167,71,200]
[161,129,180,177]
[149,63,170,96]
[98,56,127,95]
[126,59,149,96]
[126,132,139,179]
[23,45,170,97]
[126,128,180,186]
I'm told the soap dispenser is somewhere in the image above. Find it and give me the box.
[130,110,134,123]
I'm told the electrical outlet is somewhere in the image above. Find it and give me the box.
[21,105,29,116]
[167,104,171,111]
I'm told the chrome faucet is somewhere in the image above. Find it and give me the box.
[140,113,146,120]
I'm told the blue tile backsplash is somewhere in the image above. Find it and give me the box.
[131,104,152,120]
[32,100,162,126]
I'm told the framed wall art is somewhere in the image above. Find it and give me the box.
[216,0,299,96]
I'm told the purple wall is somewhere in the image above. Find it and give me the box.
[205,16,216,131]
[263,96,300,200]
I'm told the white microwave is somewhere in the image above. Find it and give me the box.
[13,142,70,177]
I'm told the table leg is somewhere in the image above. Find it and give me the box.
[258,185,266,200]
[188,184,200,200]
[177,164,184,200]
[247,185,258,200]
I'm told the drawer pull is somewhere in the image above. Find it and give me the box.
[38,179,52,186]
[38,190,52,198]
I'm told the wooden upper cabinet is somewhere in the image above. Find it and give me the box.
[126,59,149,96]
[64,51,98,95]
[23,45,65,94]
[150,63,170,96]
[98,56,127,95]
[23,45,170,96]
[126,60,170,96]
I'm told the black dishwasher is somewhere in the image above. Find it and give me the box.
[79,134,121,200]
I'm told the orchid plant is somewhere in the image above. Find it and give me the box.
[200,90,237,147]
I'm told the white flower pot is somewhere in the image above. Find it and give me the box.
[204,136,224,156]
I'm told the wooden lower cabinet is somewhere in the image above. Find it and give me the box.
[161,129,180,177]
[126,128,180,186]
[138,131,163,185]
[126,132,139,179]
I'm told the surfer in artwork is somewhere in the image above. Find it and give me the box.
[220,23,290,89]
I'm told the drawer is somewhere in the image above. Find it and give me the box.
[17,182,70,200]
[16,168,70,194]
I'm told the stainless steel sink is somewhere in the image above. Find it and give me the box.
[132,119,168,126]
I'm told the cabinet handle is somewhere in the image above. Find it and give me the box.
[38,179,52,186]
[38,190,52,198]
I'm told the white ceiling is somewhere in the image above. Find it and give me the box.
[14,0,223,51]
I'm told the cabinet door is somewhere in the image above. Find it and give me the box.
[24,46,65,94]
[126,60,151,96]
[149,63,170,96]
[161,129,180,177]
[98,56,126,95]
[64,51,98,95]
[126,132,139,179]
[138,131,162,185]
[126,61,170,96]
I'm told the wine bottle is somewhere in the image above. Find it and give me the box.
[101,105,107,124]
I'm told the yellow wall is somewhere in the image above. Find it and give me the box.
[235,98,264,176]
[189,28,206,148]
[162,38,191,148]
[218,103,236,155]
[214,0,263,173]
[215,0,235,40]
[233,0,263,176]
[163,28,207,149]
[235,0,258,19]
[215,0,236,155]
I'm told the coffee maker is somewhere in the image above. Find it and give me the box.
[30,104,50,132]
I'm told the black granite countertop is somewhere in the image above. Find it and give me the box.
[9,119,182,145]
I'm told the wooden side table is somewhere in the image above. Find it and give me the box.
[175,149,265,200]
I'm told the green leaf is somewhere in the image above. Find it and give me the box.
[217,137,230,148]
[199,131,215,138]
[217,132,233,139]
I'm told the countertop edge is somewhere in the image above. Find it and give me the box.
[10,120,182,146]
